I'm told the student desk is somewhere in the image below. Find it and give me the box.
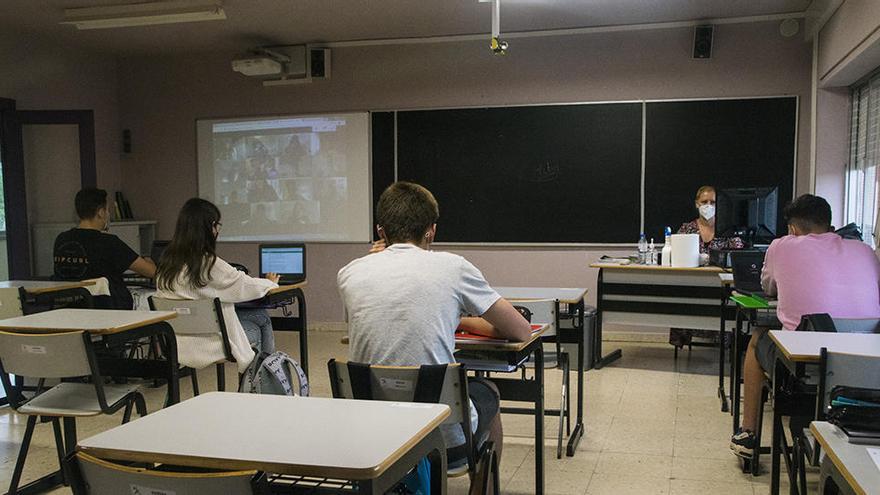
[238,282,309,377]
[78,392,451,494]
[767,331,880,494]
[718,273,734,411]
[727,294,778,433]
[456,324,549,495]
[1,279,96,313]
[810,421,880,495]
[494,286,588,457]
[590,264,734,368]
[0,309,183,405]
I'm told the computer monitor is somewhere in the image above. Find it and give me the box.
[259,244,306,285]
[715,187,779,246]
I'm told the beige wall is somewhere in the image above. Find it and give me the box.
[817,0,880,83]
[118,21,813,322]
[815,87,850,228]
[0,31,121,195]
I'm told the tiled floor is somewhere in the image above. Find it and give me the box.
[0,333,818,494]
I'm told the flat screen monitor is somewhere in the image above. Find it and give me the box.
[716,187,778,246]
[259,244,306,285]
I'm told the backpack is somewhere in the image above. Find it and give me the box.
[239,351,309,396]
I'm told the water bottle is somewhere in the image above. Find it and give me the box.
[661,227,673,266]
[648,238,657,265]
[638,233,648,264]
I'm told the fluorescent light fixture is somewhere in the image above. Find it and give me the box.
[61,1,226,30]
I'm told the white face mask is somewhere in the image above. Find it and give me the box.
[699,204,715,221]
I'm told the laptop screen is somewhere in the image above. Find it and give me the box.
[259,244,306,283]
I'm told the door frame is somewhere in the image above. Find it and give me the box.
[0,106,97,279]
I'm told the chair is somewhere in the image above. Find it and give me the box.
[510,299,571,458]
[65,451,266,495]
[148,296,235,394]
[327,359,499,494]
[0,330,146,495]
[794,348,880,494]
[798,313,880,334]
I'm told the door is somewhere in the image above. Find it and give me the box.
[0,105,96,406]
[0,108,96,279]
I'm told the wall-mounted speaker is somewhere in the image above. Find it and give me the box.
[122,129,131,153]
[693,25,714,59]
[309,48,331,79]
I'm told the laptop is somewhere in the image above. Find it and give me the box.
[730,251,766,298]
[259,243,306,285]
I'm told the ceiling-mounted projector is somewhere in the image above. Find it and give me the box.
[231,56,283,76]
[232,48,290,76]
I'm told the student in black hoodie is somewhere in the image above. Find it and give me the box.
[53,188,156,309]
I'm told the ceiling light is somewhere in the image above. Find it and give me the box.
[60,1,226,30]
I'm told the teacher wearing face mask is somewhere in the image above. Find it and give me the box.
[669,185,743,354]
[677,185,744,253]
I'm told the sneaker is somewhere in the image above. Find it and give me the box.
[730,430,756,459]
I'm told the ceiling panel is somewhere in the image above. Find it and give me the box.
[0,0,811,55]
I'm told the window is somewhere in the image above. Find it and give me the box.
[846,72,880,247]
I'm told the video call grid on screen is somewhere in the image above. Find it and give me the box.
[197,112,372,243]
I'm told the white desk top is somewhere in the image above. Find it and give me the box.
[719,273,734,285]
[769,331,880,363]
[0,280,95,294]
[810,422,880,495]
[495,286,588,304]
[78,392,450,479]
[0,309,176,335]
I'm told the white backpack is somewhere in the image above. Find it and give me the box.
[239,351,309,396]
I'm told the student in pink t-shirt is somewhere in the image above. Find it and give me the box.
[730,194,880,459]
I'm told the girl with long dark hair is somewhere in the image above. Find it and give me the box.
[156,198,280,373]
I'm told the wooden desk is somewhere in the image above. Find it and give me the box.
[455,324,549,495]
[0,308,183,406]
[810,421,880,495]
[770,331,880,363]
[0,280,95,294]
[79,392,450,494]
[590,263,734,368]
[491,286,590,458]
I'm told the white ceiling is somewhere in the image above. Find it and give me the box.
[0,0,813,55]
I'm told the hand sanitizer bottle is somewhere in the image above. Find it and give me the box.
[648,238,657,265]
[661,227,673,266]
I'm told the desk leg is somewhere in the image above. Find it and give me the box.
[771,363,782,495]
[594,269,622,369]
[534,346,545,495]
[732,307,743,433]
[566,302,585,457]
[719,293,730,412]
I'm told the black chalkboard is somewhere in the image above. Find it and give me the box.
[395,104,643,243]
[643,98,797,241]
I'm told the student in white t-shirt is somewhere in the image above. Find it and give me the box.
[337,181,532,477]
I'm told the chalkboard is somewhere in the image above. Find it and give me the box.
[643,97,797,241]
[395,104,643,243]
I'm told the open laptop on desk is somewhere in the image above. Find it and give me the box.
[730,251,767,298]
[259,243,306,285]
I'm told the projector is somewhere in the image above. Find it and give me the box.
[231,56,283,77]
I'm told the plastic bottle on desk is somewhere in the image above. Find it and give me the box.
[638,233,648,264]
[661,227,673,266]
